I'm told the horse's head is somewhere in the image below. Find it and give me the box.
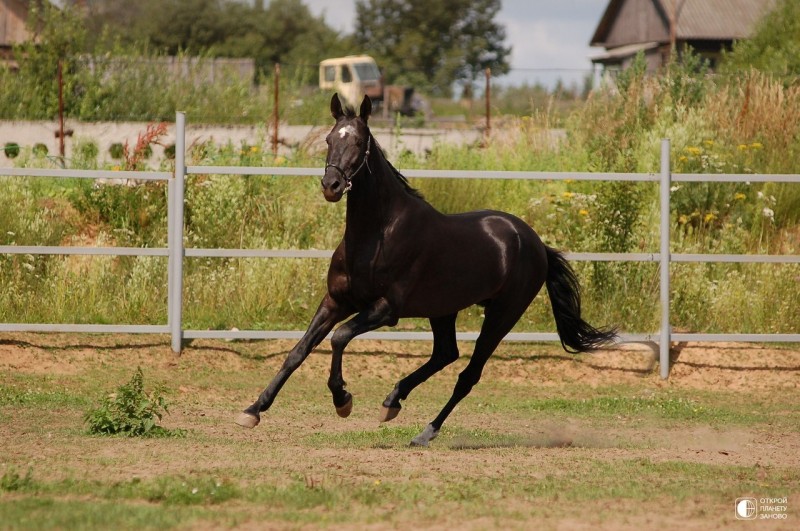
[322,93,372,202]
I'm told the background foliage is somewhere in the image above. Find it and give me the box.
[720,0,800,76]
[0,1,798,337]
[353,0,510,96]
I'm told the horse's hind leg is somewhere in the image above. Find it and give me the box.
[380,314,459,422]
[411,297,532,447]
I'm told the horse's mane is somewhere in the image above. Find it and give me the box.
[368,130,424,200]
[341,103,423,199]
[381,149,424,200]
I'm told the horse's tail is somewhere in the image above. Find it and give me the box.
[544,246,618,353]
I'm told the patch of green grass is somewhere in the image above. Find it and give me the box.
[0,497,206,530]
[1,467,34,492]
[476,384,789,427]
[304,425,427,448]
[513,395,735,422]
[303,424,507,448]
[0,384,89,408]
[3,460,795,528]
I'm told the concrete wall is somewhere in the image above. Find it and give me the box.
[0,120,482,168]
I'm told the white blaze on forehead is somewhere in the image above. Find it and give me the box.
[338,125,357,138]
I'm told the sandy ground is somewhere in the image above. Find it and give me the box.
[1,334,799,529]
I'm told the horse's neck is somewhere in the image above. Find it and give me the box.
[345,151,412,237]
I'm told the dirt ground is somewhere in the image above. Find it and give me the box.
[1,333,799,529]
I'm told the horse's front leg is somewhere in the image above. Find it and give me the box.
[236,294,351,428]
[327,297,398,417]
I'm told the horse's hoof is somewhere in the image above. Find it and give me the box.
[235,411,260,428]
[410,424,439,447]
[379,406,401,422]
[335,396,353,418]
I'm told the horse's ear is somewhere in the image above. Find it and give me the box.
[359,95,372,122]
[330,93,343,120]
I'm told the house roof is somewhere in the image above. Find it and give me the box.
[591,0,776,46]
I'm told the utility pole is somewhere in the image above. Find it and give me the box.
[484,68,491,141]
[58,60,65,162]
[272,63,280,155]
[669,0,688,59]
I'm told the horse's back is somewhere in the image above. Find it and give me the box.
[397,208,547,317]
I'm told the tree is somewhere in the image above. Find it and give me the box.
[720,0,800,75]
[353,0,510,96]
[81,0,349,77]
[1,2,88,119]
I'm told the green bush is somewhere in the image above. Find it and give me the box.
[109,142,124,159]
[3,142,20,158]
[84,367,182,437]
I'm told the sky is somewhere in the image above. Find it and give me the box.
[302,0,611,89]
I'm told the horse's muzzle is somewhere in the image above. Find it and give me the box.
[321,171,347,202]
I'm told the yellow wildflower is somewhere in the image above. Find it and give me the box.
[112,165,121,171]
[750,142,763,149]
[737,144,748,151]
[250,146,260,153]
[734,192,746,201]
[578,209,589,216]
[678,214,689,224]
[703,139,715,147]
[562,192,575,199]
[704,213,716,223]
[685,146,702,156]
[679,156,688,162]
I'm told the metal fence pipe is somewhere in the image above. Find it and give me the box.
[673,173,800,183]
[672,254,800,264]
[0,324,169,334]
[400,169,661,181]
[0,168,171,181]
[184,248,334,259]
[660,139,671,379]
[170,112,186,353]
[671,333,800,343]
[0,246,168,256]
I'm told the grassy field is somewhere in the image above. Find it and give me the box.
[1,334,799,529]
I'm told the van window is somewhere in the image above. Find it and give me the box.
[354,62,380,81]
[341,65,353,83]
[324,65,336,82]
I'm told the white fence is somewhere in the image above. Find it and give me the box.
[1,113,799,379]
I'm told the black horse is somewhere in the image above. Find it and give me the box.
[236,94,617,446]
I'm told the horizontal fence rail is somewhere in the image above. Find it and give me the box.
[2,112,799,379]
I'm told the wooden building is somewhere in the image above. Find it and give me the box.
[0,0,35,67]
[590,0,776,72]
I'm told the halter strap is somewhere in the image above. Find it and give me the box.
[325,135,371,194]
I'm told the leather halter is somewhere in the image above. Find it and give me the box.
[324,135,371,194]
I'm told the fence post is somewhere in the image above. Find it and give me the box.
[484,67,491,141]
[170,112,186,353]
[659,139,671,378]
[57,60,65,162]
[272,63,280,155]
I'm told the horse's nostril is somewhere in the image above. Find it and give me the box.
[330,181,340,192]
